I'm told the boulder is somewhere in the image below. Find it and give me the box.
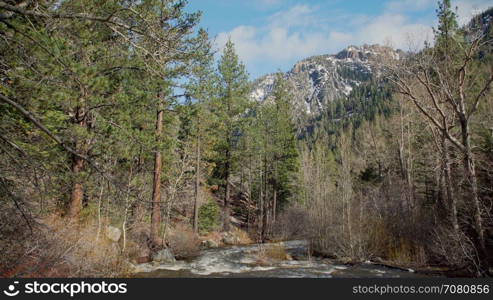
[339,257,354,264]
[152,248,176,263]
[201,239,219,249]
[135,247,151,264]
[221,232,240,245]
[136,256,151,264]
[106,226,121,242]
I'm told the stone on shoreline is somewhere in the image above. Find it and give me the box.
[152,248,176,263]
[105,226,121,242]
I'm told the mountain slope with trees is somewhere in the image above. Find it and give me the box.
[0,0,491,277]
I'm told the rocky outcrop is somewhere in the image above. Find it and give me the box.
[250,44,403,119]
[152,248,176,263]
[201,239,219,249]
[221,232,240,245]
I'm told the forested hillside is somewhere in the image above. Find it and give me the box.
[294,2,493,276]
[0,0,492,277]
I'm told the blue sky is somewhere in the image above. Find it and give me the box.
[186,0,492,79]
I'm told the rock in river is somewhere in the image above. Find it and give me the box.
[153,248,176,263]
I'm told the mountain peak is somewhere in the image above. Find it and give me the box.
[335,44,402,61]
[251,44,401,118]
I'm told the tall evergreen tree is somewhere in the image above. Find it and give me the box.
[212,40,251,231]
[244,73,300,239]
[0,0,211,247]
[268,74,300,215]
[183,41,217,233]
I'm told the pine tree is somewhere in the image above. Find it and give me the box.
[183,41,217,233]
[269,73,300,213]
[0,0,211,246]
[212,39,251,232]
[245,73,300,239]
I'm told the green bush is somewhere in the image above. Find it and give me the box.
[198,199,221,233]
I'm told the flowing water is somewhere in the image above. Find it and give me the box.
[134,240,428,278]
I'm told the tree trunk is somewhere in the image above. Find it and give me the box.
[247,154,252,232]
[341,138,353,257]
[259,169,264,241]
[223,88,232,233]
[223,149,231,232]
[442,137,459,234]
[193,135,201,233]
[151,104,164,247]
[262,186,268,241]
[68,154,84,218]
[261,156,268,241]
[406,124,415,217]
[272,164,278,229]
[460,118,487,269]
[272,189,277,224]
[270,188,276,238]
[68,107,87,218]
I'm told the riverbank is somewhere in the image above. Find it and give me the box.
[131,240,431,278]
[131,235,492,278]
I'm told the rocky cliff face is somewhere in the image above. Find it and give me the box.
[251,44,403,117]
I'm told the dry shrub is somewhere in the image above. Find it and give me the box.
[305,193,428,264]
[265,243,288,260]
[231,227,253,244]
[126,221,153,263]
[273,205,310,240]
[200,231,223,245]
[124,240,141,262]
[2,214,130,277]
[256,243,288,263]
[0,199,34,277]
[429,225,479,273]
[366,217,427,266]
[387,238,426,265]
[41,215,129,277]
[168,223,200,259]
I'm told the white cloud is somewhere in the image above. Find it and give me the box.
[216,24,332,64]
[253,0,285,8]
[216,5,333,65]
[454,0,493,25]
[215,0,491,77]
[385,0,435,12]
[257,0,282,5]
[385,0,492,17]
[352,14,434,50]
[217,5,433,65]
[267,5,317,28]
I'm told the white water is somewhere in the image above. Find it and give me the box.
[134,240,424,278]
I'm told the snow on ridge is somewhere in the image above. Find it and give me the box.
[250,44,400,116]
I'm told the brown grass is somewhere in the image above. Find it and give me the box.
[231,227,253,245]
[255,243,289,264]
[168,223,200,259]
[2,214,131,278]
[367,218,427,266]
[200,231,222,246]
[265,243,289,260]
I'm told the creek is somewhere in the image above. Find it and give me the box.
[134,240,429,278]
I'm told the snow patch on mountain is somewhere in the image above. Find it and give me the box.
[250,44,403,117]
